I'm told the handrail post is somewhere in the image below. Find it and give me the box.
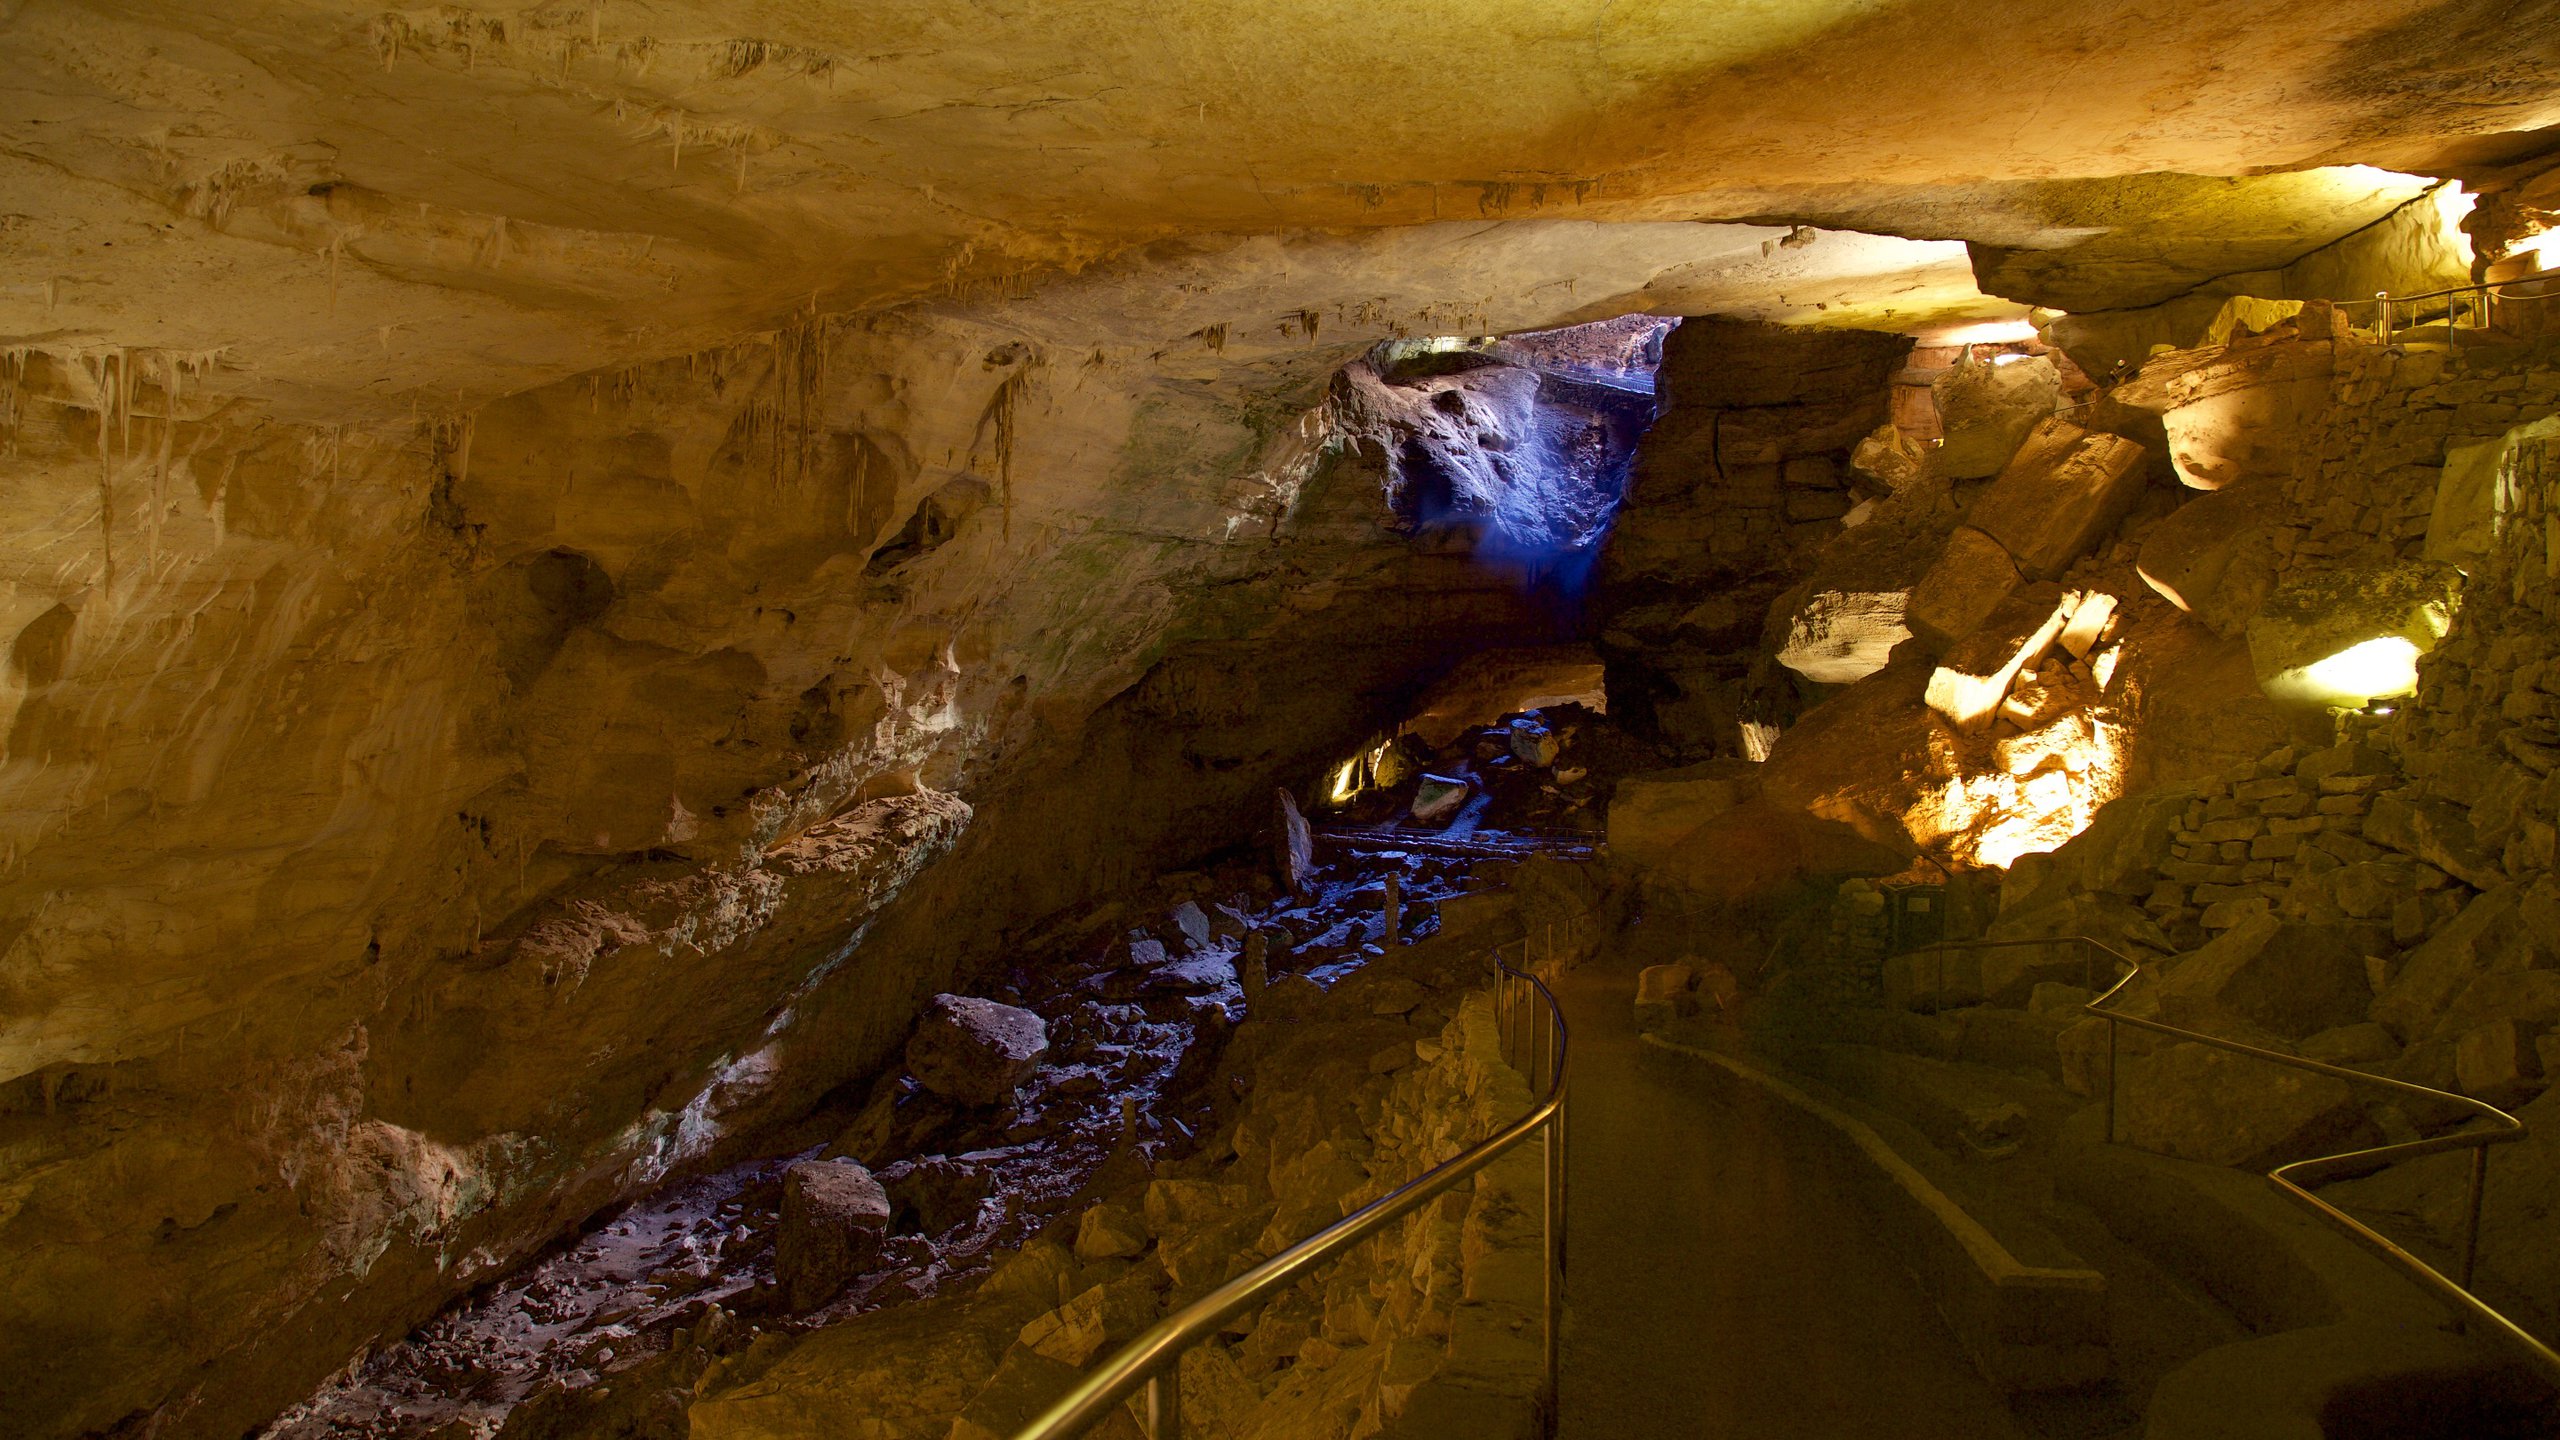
[2377,290,2391,341]
[2460,1145,2489,1299]
[1543,1110,1561,1416]
[2105,1017,2120,1145]
[1144,1367,1180,1440]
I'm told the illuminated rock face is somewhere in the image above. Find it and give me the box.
[1965,418,2149,582]
[1774,590,1913,685]
[7,1,2560,1428]
[2136,476,2288,635]
[0,291,1605,1438]
[2114,335,2339,491]
[2246,560,2462,706]
[1930,356,2060,479]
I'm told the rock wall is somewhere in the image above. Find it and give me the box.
[688,957,1555,1440]
[1595,319,1912,758]
[0,286,1603,1438]
[1968,326,2560,1336]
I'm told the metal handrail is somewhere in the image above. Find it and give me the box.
[2360,276,2560,349]
[1011,945,1569,1439]
[1904,933,2560,1379]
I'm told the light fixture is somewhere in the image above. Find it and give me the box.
[1932,318,2041,347]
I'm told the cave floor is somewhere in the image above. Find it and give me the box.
[1552,957,2031,1440]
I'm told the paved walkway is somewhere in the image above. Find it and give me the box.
[1551,960,2031,1439]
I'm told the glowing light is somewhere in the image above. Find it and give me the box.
[2091,644,2121,691]
[1931,318,2042,347]
[1326,757,1361,805]
[2296,636,2423,704]
[2509,229,2560,270]
[2432,182,2479,250]
[1922,712,2124,868]
[1740,720,1782,763]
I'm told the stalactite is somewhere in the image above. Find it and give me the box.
[974,367,1032,541]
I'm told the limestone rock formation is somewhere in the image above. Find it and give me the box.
[1773,590,1914,685]
[1606,763,1757,868]
[777,1159,893,1312]
[1930,356,2060,479]
[904,995,1050,1106]
[2120,1042,2376,1170]
[2114,336,2338,491]
[8,1,2560,1428]
[1965,417,2150,581]
[2148,914,2375,1041]
[2245,560,2463,706]
[2135,476,2288,635]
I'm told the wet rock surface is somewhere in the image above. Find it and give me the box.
[261,726,1600,1438]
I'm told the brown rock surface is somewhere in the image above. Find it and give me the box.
[905,995,1050,1106]
[2146,914,2373,1041]
[1930,356,2060,479]
[2119,1042,2376,1170]
[775,1159,893,1312]
[4,5,2552,1431]
[2112,337,2338,491]
[1965,416,2149,581]
[2372,887,2557,1040]
[1905,527,2025,653]
[2134,475,2287,635]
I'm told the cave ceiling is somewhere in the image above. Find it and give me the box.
[4,0,2560,421]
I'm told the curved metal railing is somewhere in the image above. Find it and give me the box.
[1903,933,2560,1379]
[1011,945,1569,1439]
[2359,275,2560,350]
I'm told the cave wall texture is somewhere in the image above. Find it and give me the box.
[9,0,2560,1434]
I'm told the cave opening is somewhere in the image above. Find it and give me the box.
[13,10,2560,1440]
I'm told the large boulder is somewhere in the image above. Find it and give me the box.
[2433,970,2560,1045]
[1978,893,2166,1005]
[1905,525,2023,652]
[2047,787,2196,898]
[2111,337,2335,492]
[2244,560,2462,707]
[2372,886,2557,1040]
[2147,914,2373,1041]
[2364,792,2503,891]
[1773,589,1912,684]
[1931,354,2060,478]
[2119,1042,2376,1169]
[905,994,1050,1105]
[777,1159,893,1311]
[1922,586,2074,731]
[1850,421,1928,491]
[1966,416,2149,580]
[1634,964,1698,1031]
[1605,761,1756,867]
[2134,474,2286,637]
[2454,1019,2549,1108]
[2428,415,2560,570]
